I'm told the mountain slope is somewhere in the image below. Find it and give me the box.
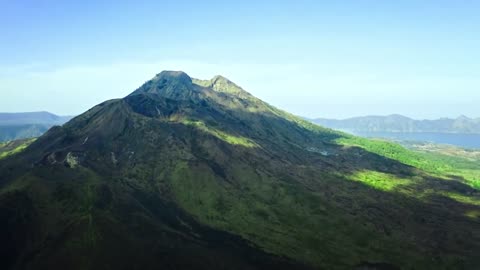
[0,112,73,142]
[0,71,479,270]
[312,114,480,134]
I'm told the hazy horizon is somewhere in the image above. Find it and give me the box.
[0,109,478,122]
[1,1,479,119]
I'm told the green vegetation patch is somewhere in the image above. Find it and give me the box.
[0,138,36,160]
[438,191,480,206]
[344,171,480,207]
[346,170,414,191]
[336,136,480,189]
[180,119,258,148]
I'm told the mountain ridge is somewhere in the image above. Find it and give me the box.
[0,112,73,142]
[311,114,480,134]
[0,111,72,126]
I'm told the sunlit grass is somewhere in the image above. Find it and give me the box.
[336,136,480,190]
[465,210,480,219]
[345,171,480,209]
[180,119,258,148]
[0,138,36,160]
[346,170,414,191]
[439,191,480,206]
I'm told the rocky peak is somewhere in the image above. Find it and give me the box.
[128,70,196,100]
[153,70,192,84]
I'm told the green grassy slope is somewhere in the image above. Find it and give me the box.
[336,135,480,189]
[0,138,35,159]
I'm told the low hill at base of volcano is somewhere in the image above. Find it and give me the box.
[0,71,479,270]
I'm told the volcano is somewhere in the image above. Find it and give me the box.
[0,71,479,270]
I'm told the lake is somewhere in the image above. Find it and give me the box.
[351,131,480,149]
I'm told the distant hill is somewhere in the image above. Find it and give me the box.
[310,114,480,134]
[0,112,72,142]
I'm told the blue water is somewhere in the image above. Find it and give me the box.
[353,132,480,149]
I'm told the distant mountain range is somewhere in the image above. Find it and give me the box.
[310,114,480,134]
[0,112,72,142]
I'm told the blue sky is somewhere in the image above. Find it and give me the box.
[1,0,479,119]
